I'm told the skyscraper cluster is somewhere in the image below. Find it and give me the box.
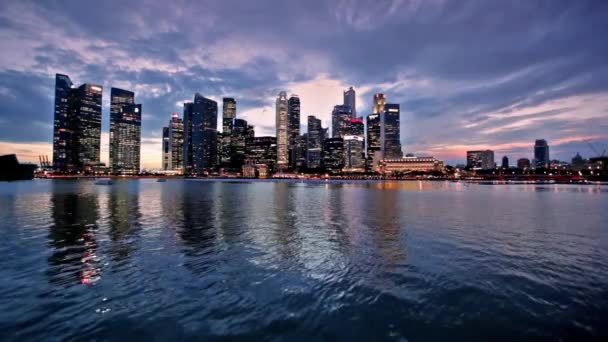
[52,74,142,175]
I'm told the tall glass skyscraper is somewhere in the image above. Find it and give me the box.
[246,136,277,172]
[222,98,236,165]
[306,115,322,169]
[366,113,381,158]
[534,139,550,168]
[343,87,356,118]
[381,103,402,159]
[331,105,352,138]
[288,95,300,170]
[230,118,254,169]
[183,93,218,175]
[323,138,344,173]
[110,88,141,175]
[162,113,183,171]
[275,91,288,171]
[343,135,365,171]
[52,74,102,173]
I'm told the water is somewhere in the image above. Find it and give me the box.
[0,179,607,340]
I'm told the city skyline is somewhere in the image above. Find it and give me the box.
[1,0,608,168]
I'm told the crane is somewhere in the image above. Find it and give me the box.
[583,139,606,158]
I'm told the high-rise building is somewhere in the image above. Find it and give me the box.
[306,115,323,169]
[366,113,381,159]
[52,74,102,173]
[343,87,356,118]
[110,88,141,175]
[296,134,307,169]
[221,98,236,165]
[183,93,218,175]
[275,91,288,171]
[162,113,183,171]
[332,105,352,138]
[350,117,364,137]
[343,135,365,171]
[381,103,402,159]
[288,95,300,169]
[246,136,277,171]
[323,138,344,173]
[467,150,495,170]
[502,156,509,169]
[372,93,386,114]
[162,127,170,170]
[534,139,550,168]
[517,158,531,169]
[230,118,254,169]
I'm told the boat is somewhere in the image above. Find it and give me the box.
[95,178,113,185]
[0,154,37,181]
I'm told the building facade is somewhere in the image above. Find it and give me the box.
[323,137,344,173]
[343,86,356,118]
[52,74,103,173]
[306,115,323,169]
[230,118,254,169]
[366,113,381,162]
[467,150,495,170]
[275,91,288,171]
[288,95,301,170]
[110,88,141,175]
[246,136,277,172]
[372,93,386,114]
[517,158,531,169]
[381,103,402,159]
[379,156,444,174]
[183,93,218,175]
[501,156,509,169]
[162,113,183,171]
[534,139,550,168]
[331,105,352,138]
[343,135,365,171]
[221,98,236,165]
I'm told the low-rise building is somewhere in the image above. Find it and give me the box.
[379,156,444,174]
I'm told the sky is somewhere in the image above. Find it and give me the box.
[0,0,607,168]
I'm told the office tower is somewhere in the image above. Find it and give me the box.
[351,117,364,137]
[323,137,344,173]
[534,139,550,168]
[110,88,141,175]
[517,158,531,169]
[222,98,236,165]
[343,87,356,118]
[296,134,307,169]
[52,74,102,173]
[231,118,254,168]
[306,115,323,169]
[288,95,301,169]
[372,93,386,114]
[467,150,495,170]
[162,127,170,170]
[246,136,277,171]
[502,156,509,169]
[275,91,289,171]
[332,105,352,138]
[162,113,184,171]
[183,93,218,175]
[381,103,402,159]
[343,135,365,171]
[366,113,381,158]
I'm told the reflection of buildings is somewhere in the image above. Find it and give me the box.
[48,184,100,285]
[108,181,141,261]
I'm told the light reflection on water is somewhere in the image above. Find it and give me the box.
[0,179,607,340]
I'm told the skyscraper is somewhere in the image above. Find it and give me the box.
[331,105,352,138]
[183,93,218,175]
[110,88,141,175]
[343,135,365,171]
[467,150,495,170]
[534,139,550,168]
[343,87,356,118]
[230,118,254,169]
[323,138,344,173]
[162,113,184,171]
[502,156,509,169]
[366,113,381,159]
[52,74,102,173]
[372,93,386,114]
[381,103,402,159]
[306,115,322,169]
[222,98,236,165]
[350,117,364,137]
[275,91,288,171]
[288,95,300,169]
[246,136,277,172]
